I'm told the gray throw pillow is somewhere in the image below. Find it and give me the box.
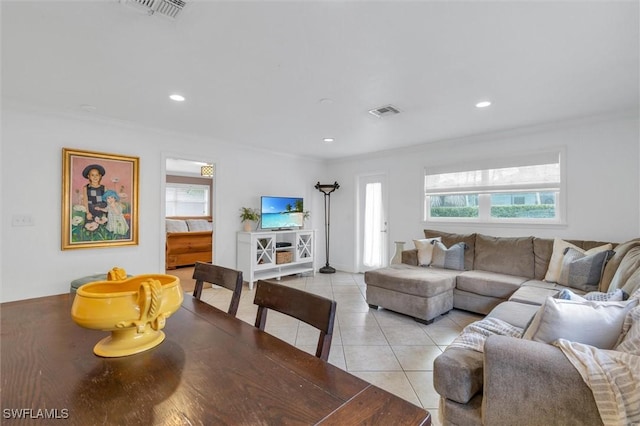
[431,241,467,271]
[558,247,614,292]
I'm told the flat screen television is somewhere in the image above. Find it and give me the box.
[260,196,304,230]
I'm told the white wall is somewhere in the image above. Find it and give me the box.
[0,106,325,302]
[2,107,637,301]
[326,112,640,273]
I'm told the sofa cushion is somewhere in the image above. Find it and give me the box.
[608,245,640,293]
[557,248,614,292]
[433,347,484,404]
[431,241,466,271]
[424,229,476,271]
[456,270,527,299]
[544,238,613,283]
[363,264,457,298]
[186,219,212,232]
[413,237,441,266]
[474,234,534,278]
[523,297,639,349]
[508,285,560,306]
[601,239,640,291]
[453,289,503,315]
[487,301,540,329]
[533,238,554,280]
[166,218,188,233]
[520,279,585,293]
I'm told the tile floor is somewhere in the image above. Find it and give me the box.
[188,270,483,425]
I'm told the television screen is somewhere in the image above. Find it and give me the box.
[261,196,304,230]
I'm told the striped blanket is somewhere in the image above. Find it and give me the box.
[555,304,640,426]
[448,317,523,353]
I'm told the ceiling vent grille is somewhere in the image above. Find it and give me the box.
[122,0,186,19]
[368,104,401,118]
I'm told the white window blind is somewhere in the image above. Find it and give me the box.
[166,183,210,216]
[425,152,561,195]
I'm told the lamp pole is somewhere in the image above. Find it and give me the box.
[315,181,339,274]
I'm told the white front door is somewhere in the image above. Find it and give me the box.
[358,173,388,272]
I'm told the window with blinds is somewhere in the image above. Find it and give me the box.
[424,151,564,223]
[166,183,210,217]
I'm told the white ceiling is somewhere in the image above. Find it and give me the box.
[2,0,638,160]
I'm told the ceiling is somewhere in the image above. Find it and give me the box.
[2,0,638,160]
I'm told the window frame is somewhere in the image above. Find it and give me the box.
[423,149,566,226]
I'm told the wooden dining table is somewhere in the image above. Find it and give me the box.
[1,293,430,425]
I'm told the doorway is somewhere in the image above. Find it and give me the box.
[163,156,216,272]
[357,173,389,272]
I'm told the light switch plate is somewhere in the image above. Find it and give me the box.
[12,214,34,227]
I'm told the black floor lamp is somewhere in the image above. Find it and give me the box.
[315,181,340,274]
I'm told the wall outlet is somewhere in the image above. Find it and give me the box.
[12,214,34,227]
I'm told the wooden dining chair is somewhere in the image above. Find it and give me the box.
[192,262,243,317]
[253,280,337,361]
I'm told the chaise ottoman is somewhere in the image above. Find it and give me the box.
[364,264,457,324]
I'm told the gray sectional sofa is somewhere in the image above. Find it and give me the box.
[364,229,640,425]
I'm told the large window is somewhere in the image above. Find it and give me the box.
[424,151,563,224]
[166,183,210,216]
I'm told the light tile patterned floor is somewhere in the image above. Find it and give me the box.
[180,269,482,426]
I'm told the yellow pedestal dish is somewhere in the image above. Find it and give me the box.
[71,271,183,357]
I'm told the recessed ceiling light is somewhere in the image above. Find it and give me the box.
[475,101,491,108]
[323,138,335,143]
[169,94,185,102]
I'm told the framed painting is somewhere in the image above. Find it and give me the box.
[62,148,139,250]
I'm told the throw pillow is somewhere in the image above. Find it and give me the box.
[556,288,625,302]
[584,289,625,302]
[557,247,614,292]
[186,219,212,232]
[430,241,467,271]
[544,238,613,283]
[413,237,442,266]
[166,219,188,233]
[523,296,639,349]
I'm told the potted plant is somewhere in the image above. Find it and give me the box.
[239,207,260,232]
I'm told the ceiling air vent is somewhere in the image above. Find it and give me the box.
[122,0,186,19]
[368,104,401,118]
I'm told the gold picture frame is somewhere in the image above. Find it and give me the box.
[62,148,139,250]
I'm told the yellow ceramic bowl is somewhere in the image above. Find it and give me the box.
[71,274,183,357]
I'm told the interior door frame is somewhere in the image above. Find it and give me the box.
[161,152,217,270]
[355,172,389,273]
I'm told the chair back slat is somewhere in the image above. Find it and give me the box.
[253,280,337,361]
[192,262,243,317]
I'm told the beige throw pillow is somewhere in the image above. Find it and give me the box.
[544,238,613,283]
[523,296,638,349]
[413,237,441,266]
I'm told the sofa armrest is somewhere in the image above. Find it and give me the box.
[401,249,418,266]
[483,335,602,426]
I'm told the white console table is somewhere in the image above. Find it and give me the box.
[237,229,316,290]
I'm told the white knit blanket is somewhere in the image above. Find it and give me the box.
[448,317,523,352]
[554,305,640,426]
